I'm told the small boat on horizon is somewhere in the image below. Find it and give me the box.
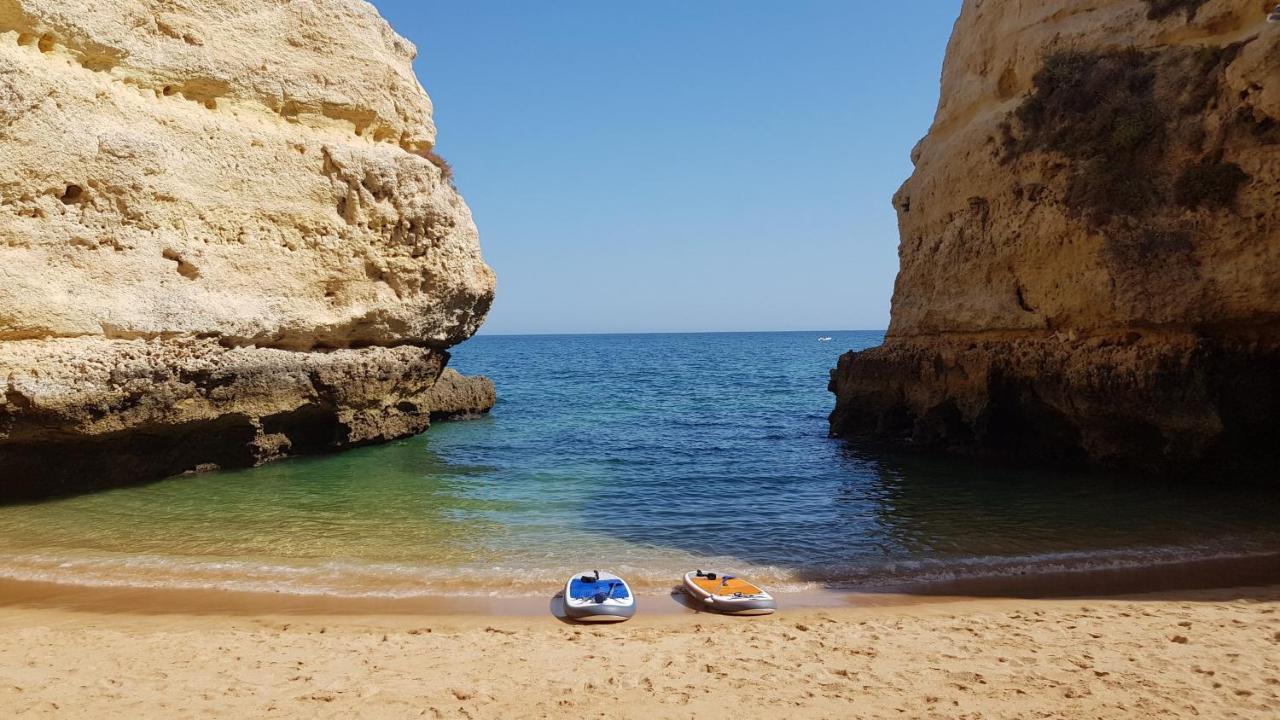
[818,336,833,342]
[682,570,777,615]
[563,570,636,622]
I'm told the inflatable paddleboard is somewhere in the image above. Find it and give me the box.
[563,570,636,622]
[683,570,777,615]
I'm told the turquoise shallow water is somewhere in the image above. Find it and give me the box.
[0,331,1277,597]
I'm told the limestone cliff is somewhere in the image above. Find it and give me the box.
[0,0,496,498]
[830,0,1280,476]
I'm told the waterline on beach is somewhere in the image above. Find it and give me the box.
[0,543,1277,603]
[1,332,1277,602]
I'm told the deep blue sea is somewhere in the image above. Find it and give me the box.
[0,331,1276,597]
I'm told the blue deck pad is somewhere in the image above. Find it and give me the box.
[569,577,630,601]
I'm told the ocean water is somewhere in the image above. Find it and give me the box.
[0,331,1277,598]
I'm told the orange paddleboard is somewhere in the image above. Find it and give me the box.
[682,570,776,615]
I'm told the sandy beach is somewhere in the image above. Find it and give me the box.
[1,585,1276,719]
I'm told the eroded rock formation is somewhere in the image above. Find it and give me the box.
[830,0,1280,477]
[0,0,496,498]
[424,369,497,421]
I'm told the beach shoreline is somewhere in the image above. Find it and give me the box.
[1,584,1276,718]
[0,549,1277,619]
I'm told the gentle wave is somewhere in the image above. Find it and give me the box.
[0,541,1274,599]
[0,551,818,598]
[805,542,1280,592]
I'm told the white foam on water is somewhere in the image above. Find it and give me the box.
[0,538,1274,599]
[0,549,819,598]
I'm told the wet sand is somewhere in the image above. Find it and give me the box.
[0,576,866,617]
[1,584,1277,719]
[1,549,1276,618]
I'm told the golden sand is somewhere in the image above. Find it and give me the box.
[0,586,1277,718]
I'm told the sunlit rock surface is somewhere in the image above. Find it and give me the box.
[830,0,1279,477]
[0,0,496,498]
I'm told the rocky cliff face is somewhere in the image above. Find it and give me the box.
[830,0,1280,477]
[0,0,496,499]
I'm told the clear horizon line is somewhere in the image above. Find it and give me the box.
[470,328,887,338]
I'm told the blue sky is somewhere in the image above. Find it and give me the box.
[371,1,962,334]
